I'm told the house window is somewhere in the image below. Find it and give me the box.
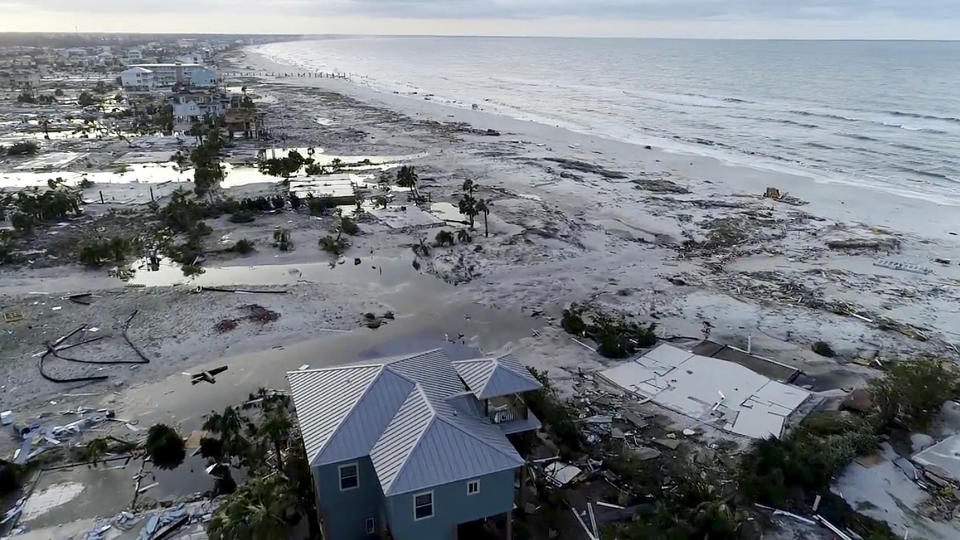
[413,491,434,520]
[364,517,375,534]
[467,480,480,495]
[339,462,359,491]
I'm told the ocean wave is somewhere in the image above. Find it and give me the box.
[885,110,960,124]
[838,133,882,143]
[880,122,949,135]
[789,110,859,122]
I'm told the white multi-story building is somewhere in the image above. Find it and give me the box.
[170,90,232,131]
[119,66,155,92]
[119,63,217,91]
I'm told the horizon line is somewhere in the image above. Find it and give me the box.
[0,31,957,42]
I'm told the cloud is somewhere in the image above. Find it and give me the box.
[15,0,960,20]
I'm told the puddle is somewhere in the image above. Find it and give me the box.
[126,255,421,288]
[316,117,335,126]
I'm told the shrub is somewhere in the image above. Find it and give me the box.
[340,216,359,235]
[738,411,879,505]
[560,303,657,358]
[288,192,302,209]
[870,357,960,429]
[525,367,582,458]
[435,230,455,246]
[230,238,255,254]
[7,141,39,156]
[78,92,96,107]
[319,234,347,255]
[306,195,333,216]
[812,341,835,357]
[15,92,36,104]
[78,236,139,267]
[273,228,293,251]
[145,424,185,470]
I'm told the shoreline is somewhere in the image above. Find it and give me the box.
[241,47,960,242]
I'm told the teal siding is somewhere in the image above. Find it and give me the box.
[315,458,382,540]
[384,469,516,540]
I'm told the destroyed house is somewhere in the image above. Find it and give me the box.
[600,343,810,439]
[288,349,542,540]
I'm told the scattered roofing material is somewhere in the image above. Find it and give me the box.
[912,434,960,483]
[288,348,541,496]
[599,344,810,439]
[544,462,583,487]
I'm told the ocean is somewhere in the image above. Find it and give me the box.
[256,37,960,204]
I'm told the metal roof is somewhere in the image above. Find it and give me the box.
[288,365,383,460]
[453,354,542,399]
[288,349,531,496]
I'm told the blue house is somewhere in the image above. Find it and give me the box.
[287,349,542,540]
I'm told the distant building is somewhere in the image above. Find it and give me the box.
[170,90,232,131]
[0,69,41,89]
[287,348,541,540]
[224,108,266,139]
[177,52,205,65]
[119,63,217,91]
[119,67,155,92]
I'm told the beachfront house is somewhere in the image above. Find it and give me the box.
[169,90,232,131]
[119,63,218,91]
[119,66,155,92]
[287,349,543,540]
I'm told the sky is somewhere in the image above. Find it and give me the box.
[1,0,958,39]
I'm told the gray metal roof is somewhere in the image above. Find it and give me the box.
[453,354,542,399]
[288,365,383,461]
[288,349,530,496]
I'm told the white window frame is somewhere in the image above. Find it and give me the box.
[467,479,480,495]
[364,517,375,534]
[413,490,434,521]
[338,462,359,492]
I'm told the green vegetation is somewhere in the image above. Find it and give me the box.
[561,303,658,358]
[524,367,582,458]
[6,141,39,156]
[739,411,879,504]
[396,165,422,201]
[230,238,255,254]
[0,231,14,264]
[319,233,347,255]
[435,229,455,247]
[272,228,293,251]
[78,92,96,107]
[77,236,141,267]
[340,215,359,235]
[207,475,294,540]
[190,128,226,196]
[0,179,82,234]
[871,357,959,429]
[258,150,306,179]
[145,424,186,470]
[15,92,36,104]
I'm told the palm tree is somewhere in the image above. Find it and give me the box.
[458,179,479,229]
[206,475,294,540]
[254,391,292,474]
[475,198,491,237]
[396,165,420,201]
[203,407,255,468]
